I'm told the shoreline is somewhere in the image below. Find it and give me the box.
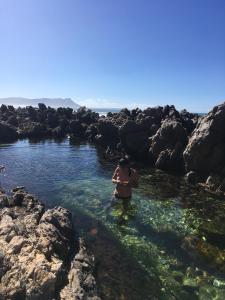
[0,186,100,300]
[1,102,225,195]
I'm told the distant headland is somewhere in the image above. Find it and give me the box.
[0,97,80,109]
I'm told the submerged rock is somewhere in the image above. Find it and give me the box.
[0,188,100,300]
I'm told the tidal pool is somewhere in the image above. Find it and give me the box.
[0,139,225,300]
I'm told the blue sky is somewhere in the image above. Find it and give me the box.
[0,0,224,112]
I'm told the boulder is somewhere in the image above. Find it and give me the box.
[69,120,85,138]
[149,119,188,173]
[119,120,149,157]
[184,102,225,175]
[0,189,100,300]
[96,120,119,147]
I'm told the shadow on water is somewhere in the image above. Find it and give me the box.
[71,209,162,300]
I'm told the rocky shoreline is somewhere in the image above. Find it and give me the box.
[0,187,100,300]
[1,102,225,194]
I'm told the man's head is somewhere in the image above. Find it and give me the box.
[118,158,129,169]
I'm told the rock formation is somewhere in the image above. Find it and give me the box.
[184,102,225,192]
[0,187,100,300]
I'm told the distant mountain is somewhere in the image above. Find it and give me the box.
[0,97,80,109]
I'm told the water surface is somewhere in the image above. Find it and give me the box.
[0,139,225,300]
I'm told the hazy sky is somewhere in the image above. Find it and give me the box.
[0,0,224,111]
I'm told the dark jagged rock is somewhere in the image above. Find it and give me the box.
[184,102,225,192]
[76,107,99,124]
[6,115,19,127]
[184,102,225,175]
[0,188,100,300]
[0,103,200,175]
[149,119,188,173]
[96,120,119,147]
[69,120,86,138]
[119,120,149,158]
[60,238,100,300]
[0,122,18,142]
[25,122,48,138]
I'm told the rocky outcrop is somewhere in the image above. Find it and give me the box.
[184,103,225,174]
[0,188,100,300]
[60,239,100,300]
[119,120,149,159]
[0,103,200,173]
[184,102,225,192]
[149,120,188,173]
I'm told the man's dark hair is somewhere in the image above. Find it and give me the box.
[118,158,129,167]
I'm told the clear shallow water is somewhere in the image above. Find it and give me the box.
[0,139,225,300]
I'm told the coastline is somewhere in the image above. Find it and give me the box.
[0,186,100,300]
[0,102,225,195]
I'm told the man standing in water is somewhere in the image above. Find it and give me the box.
[112,158,139,207]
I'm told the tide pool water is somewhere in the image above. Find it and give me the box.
[0,139,225,300]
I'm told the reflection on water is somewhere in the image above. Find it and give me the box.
[0,139,225,300]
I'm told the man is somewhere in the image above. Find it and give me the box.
[112,158,139,205]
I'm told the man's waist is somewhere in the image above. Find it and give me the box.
[114,192,131,200]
